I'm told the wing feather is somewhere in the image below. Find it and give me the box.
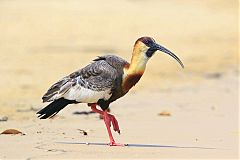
[42,59,118,103]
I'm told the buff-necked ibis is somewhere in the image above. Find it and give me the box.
[37,37,184,146]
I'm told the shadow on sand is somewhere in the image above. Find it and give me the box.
[56,141,216,149]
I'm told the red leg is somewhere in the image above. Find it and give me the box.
[90,104,120,133]
[109,114,120,134]
[103,111,125,146]
[90,104,125,146]
[90,104,103,114]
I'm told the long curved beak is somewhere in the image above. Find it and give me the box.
[156,44,184,68]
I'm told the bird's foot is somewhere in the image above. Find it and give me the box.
[91,105,121,134]
[108,141,126,146]
[108,114,120,134]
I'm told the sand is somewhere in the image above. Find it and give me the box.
[0,0,238,159]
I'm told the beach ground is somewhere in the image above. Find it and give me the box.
[0,0,238,159]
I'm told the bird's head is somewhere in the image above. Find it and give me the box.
[133,37,184,68]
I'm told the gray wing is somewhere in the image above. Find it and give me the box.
[42,59,118,103]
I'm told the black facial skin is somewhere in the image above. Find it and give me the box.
[137,37,158,58]
[146,47,157,57]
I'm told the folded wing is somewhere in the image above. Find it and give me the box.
[42,59,118,103]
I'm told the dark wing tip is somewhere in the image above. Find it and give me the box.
[41,95,52,103]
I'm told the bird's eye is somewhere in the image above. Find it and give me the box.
[143,38,155,47]
[143,39,150,46]
[137,37,155,47]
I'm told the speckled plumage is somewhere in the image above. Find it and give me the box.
[42,55,129,110]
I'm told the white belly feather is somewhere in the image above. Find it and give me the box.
[63,85,112,103]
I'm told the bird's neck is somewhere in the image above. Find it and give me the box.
[128,45,150,73]
[122,48,149,92]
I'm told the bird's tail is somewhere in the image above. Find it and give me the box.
[37,98,74,119]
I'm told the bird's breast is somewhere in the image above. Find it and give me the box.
[122,73,143,92]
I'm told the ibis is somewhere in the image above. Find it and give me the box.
[37,37,184,146]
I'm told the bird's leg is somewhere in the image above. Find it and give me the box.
[90,104,124,146]
[103,111,115,145]
[90,104,120,133]
[103,111,125,146]
[109,114,120,134]
[90,104,103,114]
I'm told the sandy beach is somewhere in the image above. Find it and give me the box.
[0,0,238,159]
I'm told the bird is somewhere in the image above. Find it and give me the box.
[37,36,184,146]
